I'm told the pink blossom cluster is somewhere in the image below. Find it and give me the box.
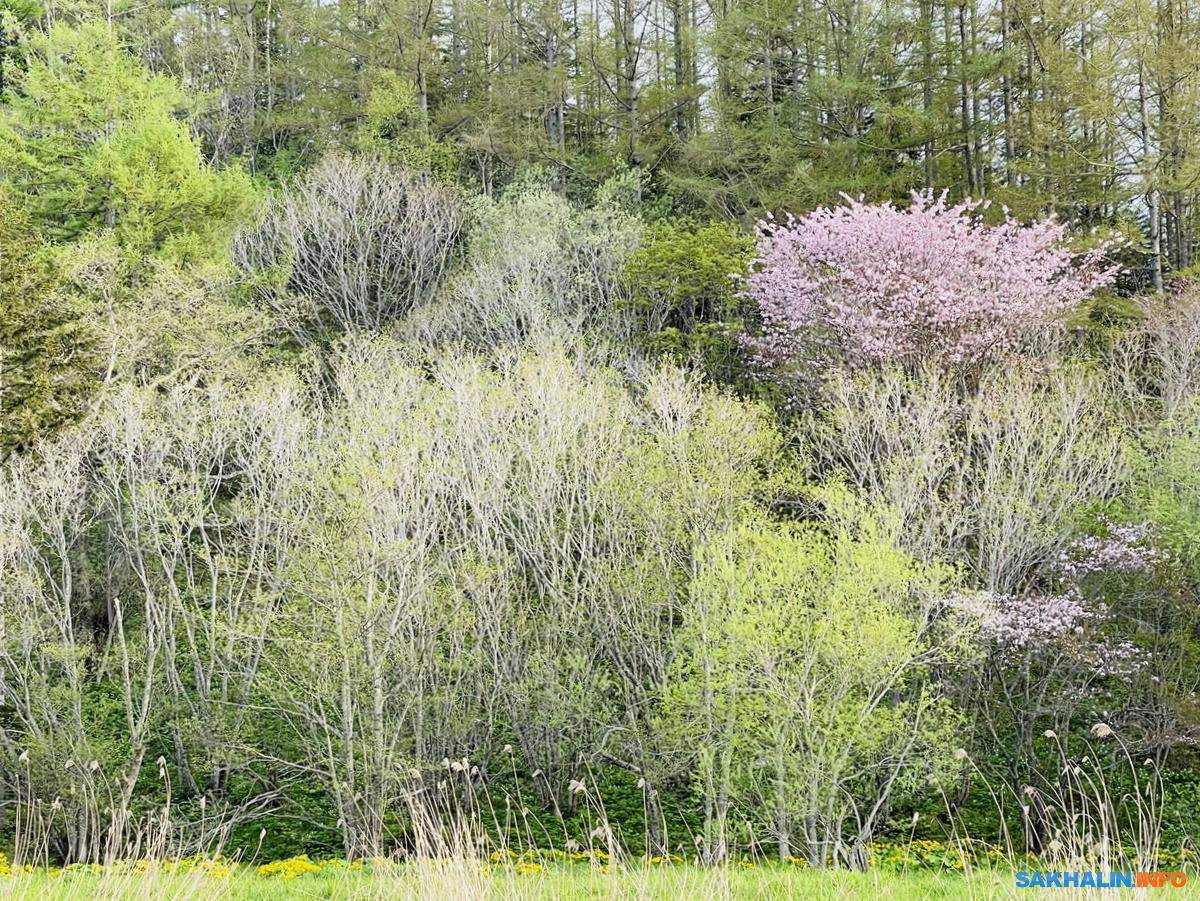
[949,586,1150,681]
[1059,520,1165,580]
[1087,639,1147,678]
[949,589,1091,650]
[742,191,1119,370]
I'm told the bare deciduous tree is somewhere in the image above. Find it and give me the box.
[1141,287,1200,417]
[233,156,465,339]
[808,363,1126,593]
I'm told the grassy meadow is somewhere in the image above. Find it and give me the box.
[0,860,1164,901]
[3,847,1197,900]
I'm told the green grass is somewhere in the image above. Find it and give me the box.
[1,861,1196,900]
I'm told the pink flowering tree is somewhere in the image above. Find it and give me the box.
[944,517,1177,850]
[742,191,1119,375]
[950,518,1164,675]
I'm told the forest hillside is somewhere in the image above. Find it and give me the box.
[1,3,1200,896]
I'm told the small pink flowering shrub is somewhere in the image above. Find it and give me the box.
[950,519,1162,678]
[1058,518,1167,580]
[742,191,1118,373]
[950,588,1092,651]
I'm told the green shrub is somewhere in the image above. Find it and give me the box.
[624,219,753,384]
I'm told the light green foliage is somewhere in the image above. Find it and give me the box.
[52,232,275,389]
[0,23,262,408]
[0,23,255,257]
[665,496,961,865]
[399,175,642,350]
[263,342,779,854]
[0,338,784,859]
[1136,398,1200,575]
[358,70,462,182]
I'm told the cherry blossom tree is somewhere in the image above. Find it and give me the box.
[743,191,1119,374]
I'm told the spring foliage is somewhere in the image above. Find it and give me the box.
[0,25,254,257]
